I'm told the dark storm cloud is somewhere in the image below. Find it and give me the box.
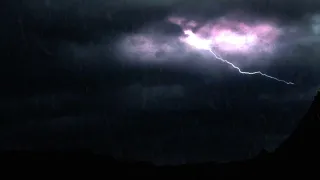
[1,0,320,163]
[1,0,175,89]
[2,0,319,118]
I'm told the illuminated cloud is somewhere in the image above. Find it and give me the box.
[168,15,282,55]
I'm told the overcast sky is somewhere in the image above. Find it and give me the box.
[0,0,319,164]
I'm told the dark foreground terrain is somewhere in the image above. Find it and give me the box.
[1,91,319,176]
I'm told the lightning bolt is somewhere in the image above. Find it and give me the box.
[208,49,295,85]
[183,30,294,85]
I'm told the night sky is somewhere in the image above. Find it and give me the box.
[1,0,320,164]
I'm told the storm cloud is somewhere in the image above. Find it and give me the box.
[1,0,319,164]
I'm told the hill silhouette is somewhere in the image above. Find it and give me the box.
[1,92,319,176]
